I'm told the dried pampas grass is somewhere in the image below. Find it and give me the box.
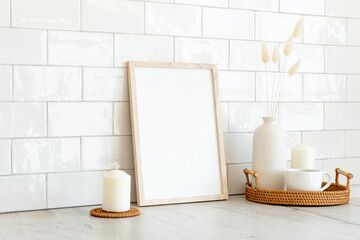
[283,36,293,56]
[261,17,303,117]
[262,43,269,63]
[272,45,279,63]
[293,18,303,38]
[289,60,301,76]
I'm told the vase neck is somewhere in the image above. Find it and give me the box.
[262,117,277,124]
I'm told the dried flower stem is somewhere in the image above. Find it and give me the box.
[266,64,269,116]
[271,57,288,117]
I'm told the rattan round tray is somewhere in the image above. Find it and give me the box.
[90,208,141,218]
[243,168,353,206]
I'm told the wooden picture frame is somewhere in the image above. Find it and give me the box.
[127,61,228,206]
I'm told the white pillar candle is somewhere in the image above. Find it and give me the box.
[102,167,131,212]
[291,144,315,169]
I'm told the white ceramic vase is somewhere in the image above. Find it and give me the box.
[252,117,287,190]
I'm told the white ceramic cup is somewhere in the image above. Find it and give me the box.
[285,169,332,191]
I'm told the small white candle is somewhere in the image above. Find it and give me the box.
[102,167,131,212]
[291,144,315,169]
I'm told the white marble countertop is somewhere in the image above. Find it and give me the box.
[1,186,360,240]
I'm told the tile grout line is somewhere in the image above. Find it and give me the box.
[46,102,49,137]
[79,0,82,30]
[11,66,14,102]
[0,63,359,75]
[112,102,115,135]
[201,6,203,38]
[80,137,83,171]
[10,139,13,175]
[3,169,134,177]
[81,67,84,101]
[0,25,357,47]
[45,174,48,208]
[9,0,12,27]
[346,74,348,101]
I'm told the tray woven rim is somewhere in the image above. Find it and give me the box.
[243,168,353,206]
[90,207,141,218]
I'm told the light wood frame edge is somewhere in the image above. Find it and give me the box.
[127,61,228,207]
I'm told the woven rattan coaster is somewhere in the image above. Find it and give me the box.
[90,208,141,218]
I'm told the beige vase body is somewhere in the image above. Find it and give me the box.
[252,117,286,190]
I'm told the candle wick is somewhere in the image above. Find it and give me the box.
[116,164,121,170]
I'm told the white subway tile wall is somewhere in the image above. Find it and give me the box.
[280,0,325,15]
[12,0,80,30]
[0,140,11,175]
[0,66,12,101]
[0,28,47,65]
[13,66,82,101]
[347,75,360,101]
[0,0,10,27]
[12,138,81,174]
[348,19,360,46]
[82,0,144,34]
[0,0,359,212]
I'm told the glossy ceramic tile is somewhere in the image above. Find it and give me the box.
[346,131,360,157]
[175,37,228,70]
[286,132,301,160]
[0,140,11,175]
[303,74,346,101]
[280,0,324,15]
[12,0,80,30]
[47,171,105,208]
[82,0,144,33]
[227,163,252,194]
[229,102,267,132]
[48,31,113,67]
[255,12,302,43]
[325,47,360,74]
[326,0,360,18]
[12,138,80,174]
[221,102,229,132]
[279,103,324,131]
[14,66,82,101]
[347,75,360,101]
[145,2,201,37]
[0,28,46,64]
[0,0,10,26]
[0,103,46,138]
[280,43,324,73]
[325,103,360,130]
[83,68,128,101]
[0,66,12,101]
[218,71,255,101]
[175,0,227,7]
[303,16,346,45]
[256,72,302,102]
[82,136,134,170]
[302,131,345,159]
[0,175,46,213]
[323,158,360,185]
[203,8,254,40]
[0,0,359,214]
[348,19,360,46]
[48,102,112,137]
[224,133,253,163]
[114,34,173,67]
[114,102,132,136]
[229,0,278,11]
[230,41,278,71]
